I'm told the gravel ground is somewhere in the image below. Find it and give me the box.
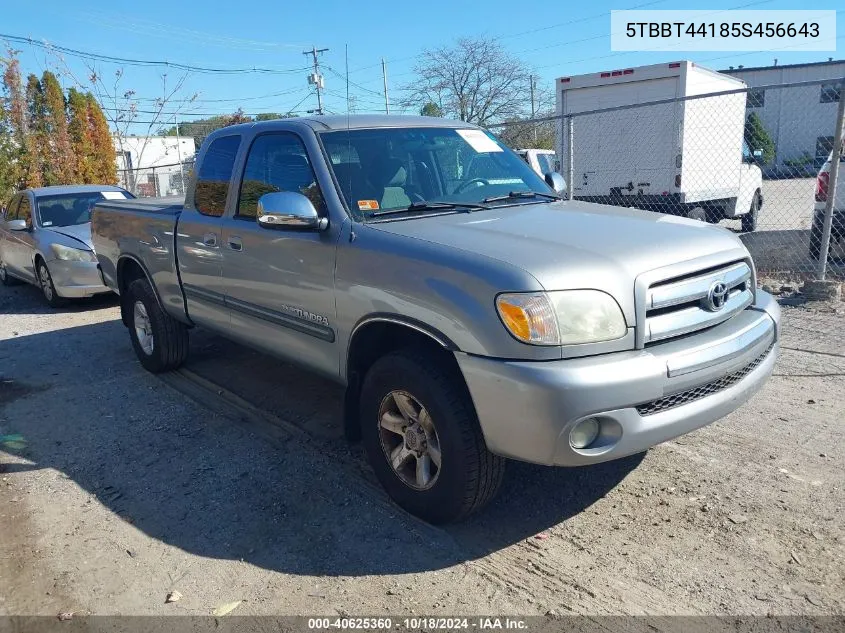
[1,282,843,618]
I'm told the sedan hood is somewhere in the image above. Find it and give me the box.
[370,201,750,321]
[42,223,94,251]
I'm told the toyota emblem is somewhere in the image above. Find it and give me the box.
[704,281,729,312]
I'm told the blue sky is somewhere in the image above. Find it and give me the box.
[1,0,841,129]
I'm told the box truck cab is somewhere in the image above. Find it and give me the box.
[556,61,764,232]
[515,149,560,178]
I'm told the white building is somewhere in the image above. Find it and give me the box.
[114,135,197,197]
[722,59,844,168]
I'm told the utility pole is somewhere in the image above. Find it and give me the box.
[303,46,328,115]
[174,116,185,195]
[382,58,390,114]
[529,74,537,143]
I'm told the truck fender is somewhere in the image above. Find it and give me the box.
[115,254,169,328]
[343,314,460,441]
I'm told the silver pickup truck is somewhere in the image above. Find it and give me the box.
[92,115,780,523]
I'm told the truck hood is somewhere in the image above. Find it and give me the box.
[370,201,750,321]
[42,223,94,251]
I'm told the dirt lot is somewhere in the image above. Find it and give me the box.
[1,282,843,619]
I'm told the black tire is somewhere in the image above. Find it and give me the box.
[360,348,505,524]
[0,260,21,286]
[741,192,760,233]
[126,278,189,373]
[36,260,66,308]
[809,220,822,260]
[687,207,707,223]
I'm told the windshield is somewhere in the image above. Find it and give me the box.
[319,127,552,218]
[536,153,559,176]
[36,191,129,228]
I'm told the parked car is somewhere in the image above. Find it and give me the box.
[810,146,845,261]
[557,61,764,232]
[515,148,560,178]
[91,115,779,523]
[0,185,132,306]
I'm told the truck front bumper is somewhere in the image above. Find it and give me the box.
[456,291,780,467]
[48,259,111,298]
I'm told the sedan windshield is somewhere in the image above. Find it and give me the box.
[36,191,129,228]
[319,127,553,219]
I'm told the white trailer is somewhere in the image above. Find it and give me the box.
[556,61,764,232]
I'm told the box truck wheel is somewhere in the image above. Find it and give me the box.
[687,207,707,223]
[742,193,760,233]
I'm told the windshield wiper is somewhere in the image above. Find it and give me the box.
[365,200,490,218]
[482,191,563,204]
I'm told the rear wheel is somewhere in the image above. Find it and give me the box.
[742,192,760,233]
[687,207,707,223]
[126,278,189,373]
[810,220,822,260]
[360,348,505,523]
[37,261,66,308]
[0,260,20,286]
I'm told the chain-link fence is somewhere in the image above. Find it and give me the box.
[117,160,194,198]
[495,76,845,377]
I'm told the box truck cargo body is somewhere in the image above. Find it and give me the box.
[556,61,763,231]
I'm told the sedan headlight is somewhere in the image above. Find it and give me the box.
[51,243,96,262]
[496,290,627,346]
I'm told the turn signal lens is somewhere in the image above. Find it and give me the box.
[496,293,560,345]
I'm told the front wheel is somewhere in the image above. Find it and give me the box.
[37,261,66,308]
[360,349,505,523]
[742,193,760,233]
[126,278,189,373]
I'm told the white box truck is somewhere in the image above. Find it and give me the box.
[556,61,764,232]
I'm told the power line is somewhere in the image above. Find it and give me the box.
[0,32,311,74]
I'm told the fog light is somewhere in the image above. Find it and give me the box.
[570,418,600,449]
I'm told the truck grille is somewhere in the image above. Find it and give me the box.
[636,342,773,416]
[644,261,754,344]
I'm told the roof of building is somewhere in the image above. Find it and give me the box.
[721,59,845,73]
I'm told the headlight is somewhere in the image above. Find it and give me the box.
[496,290,627,346]
[51,243,96,262]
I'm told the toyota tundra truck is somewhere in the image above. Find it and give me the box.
[91,115,780,523]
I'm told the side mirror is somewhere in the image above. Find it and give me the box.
[256,192,328,231]
[6,219,28,232]
[545,171,567,195]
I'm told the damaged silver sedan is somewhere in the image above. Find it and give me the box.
[0,185,133,307]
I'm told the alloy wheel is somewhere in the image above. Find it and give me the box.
[133,301,155,355]
[39,264,53,301]
[378,390,442,490]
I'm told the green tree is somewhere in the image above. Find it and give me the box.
[23,73,45,188]
[86,92,117,184]
[41,71,75,185]
[0,51,26,202]
[67,87,95,182]
[420,102,443,117]
[744,112,775,165]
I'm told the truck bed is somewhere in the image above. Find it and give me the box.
[91,196,186,317]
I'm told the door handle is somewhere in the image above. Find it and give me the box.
[228,236,243,251]
[203,232,218,247]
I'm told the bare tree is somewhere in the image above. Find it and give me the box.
[88,68,197,193]
[497,85,557,150]
[48,47,197,193]
[401,37,531,127]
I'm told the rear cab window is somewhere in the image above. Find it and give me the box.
[194,135,241,217]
